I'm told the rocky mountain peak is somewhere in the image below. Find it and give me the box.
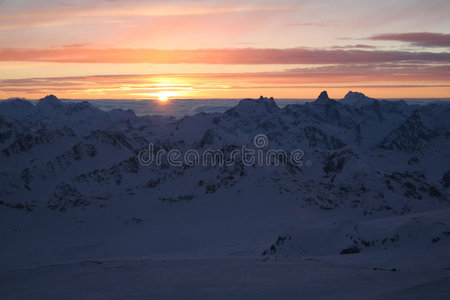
[232,96,279,114]
[315,91,332,105]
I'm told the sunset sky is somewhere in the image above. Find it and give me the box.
[1,0,449,100]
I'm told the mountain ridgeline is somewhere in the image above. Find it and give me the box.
[0,92,449,214]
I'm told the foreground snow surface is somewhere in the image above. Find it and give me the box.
[1,258,449,299]
[1,204,449,299]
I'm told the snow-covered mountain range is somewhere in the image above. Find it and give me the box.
[0,92,449,275]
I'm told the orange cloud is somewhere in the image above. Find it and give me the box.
[1,63,449,99]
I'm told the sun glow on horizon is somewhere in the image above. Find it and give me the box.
[158,92,169,102]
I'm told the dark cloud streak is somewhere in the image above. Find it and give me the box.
[370,32,450,47]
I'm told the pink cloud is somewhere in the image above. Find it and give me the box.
[1,47,449,64]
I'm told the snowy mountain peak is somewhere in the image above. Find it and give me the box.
[2,97,33,108]
[232,96,279,114]
[5,97,27,102]
[66,101,97,113]
[342,91,375,106]
[0,97,34,118]
[37,94,64,108]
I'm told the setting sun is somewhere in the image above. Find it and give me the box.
[158,93,169,102]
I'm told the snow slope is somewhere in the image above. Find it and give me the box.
[1,258,449,300]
